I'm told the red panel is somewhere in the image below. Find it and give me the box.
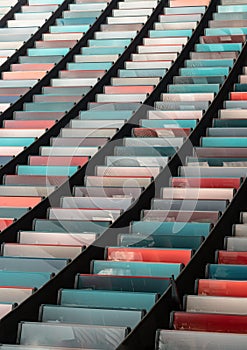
[0,219,14,231]
[201,35,246,44]
[230,92,247,100]
[4,120,56,129]
[29,156,89,166]
[173,311,247,333]
[218,251,247,265]
[133,128,191,137]
[104,86,154,94]
[107,247,192,265]
[198,279,247,297]
[0,197,41,208]
[171,178,241,189]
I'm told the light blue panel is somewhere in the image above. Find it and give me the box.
[24,102,74,112]
[19,322,128,349]
[206,27,247,36]
[186,59,234,68]
[208,264,247,280]
[17,165,78,176]
[0,271,51,287]
[28,48,70,56]
[214,119,247,127]
[195,43,242,52]
[76,273,170,293]
[225,101,247,109]
[92,260,182,278]
[40,304,143,328]
[208,128,247,137]
[82,46,125,55]
[149,29,192,37]
[165,6,206,14]
[20,56,62,64]
[88,39,131,47]
[50,25,89,33]
[119,69,166,78]
[180,67,229,76]
[56,18,94,25]
[168,84,219,93]
[153,198,226,212]
[218,5,247,12]
[0,156,13,167]
[33,219,109,233]
[119,234,204,250]
[59,289,157,311]
[141,119,197,128]
[0,96,19,103]
[0,256,68,273]
[201,137,247,147]
[214,12,247,20]
[0,138,35,146]
[0,207,28,218]
[67,62,113,70]
[235,84,247,91]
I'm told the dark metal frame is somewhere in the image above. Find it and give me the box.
[0,0,27,28]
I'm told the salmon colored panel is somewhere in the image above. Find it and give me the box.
[4,120,56,129]
[104,86,154,94]
[29,156,89,166]
[107,247,192,265]
[198,279,247,297]
[11,63,54,72]
[0,219,14,231]
[230,92,247,101]
[2,71,47,80]
[170,0,209,6]
[0,196,41,207]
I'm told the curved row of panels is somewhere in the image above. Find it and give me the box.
[0,0,247,349]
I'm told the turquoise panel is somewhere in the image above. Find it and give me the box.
[130,221,211,236]
[92,260,182,277]
[17,165,78,176]
[59,289,157,311]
